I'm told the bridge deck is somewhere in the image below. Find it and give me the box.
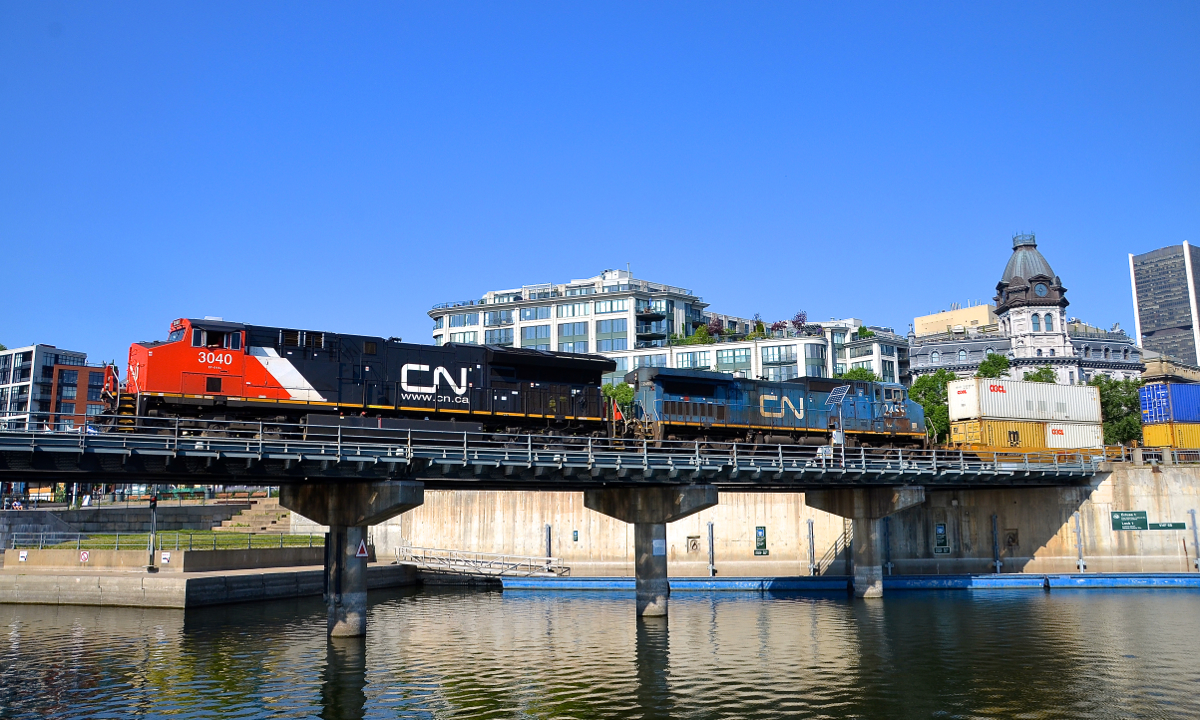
[0,416,1103,489]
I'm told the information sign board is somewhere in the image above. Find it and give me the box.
[1149,522,1187,530]
[1111,511,1149,531]
[933,523,950,554]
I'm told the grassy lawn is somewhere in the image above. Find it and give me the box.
[42,531,325,551]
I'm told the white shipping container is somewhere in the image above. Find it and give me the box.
[1044,421,1104,449]
[947,378,1102,423]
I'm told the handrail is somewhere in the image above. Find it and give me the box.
[396,544,570,577]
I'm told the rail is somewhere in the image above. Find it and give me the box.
[0,412,1116,486]
[6,531,322,551]
[397,544,570,577]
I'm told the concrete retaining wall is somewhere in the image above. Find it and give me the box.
[0,563,417,608]
[4,546,328,573]
[301,463,1200,576]
[52,504,251,533]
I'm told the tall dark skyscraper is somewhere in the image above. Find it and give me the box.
[1129,242,1200,364]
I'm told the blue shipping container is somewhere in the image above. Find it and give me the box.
[1139,383,1200,424]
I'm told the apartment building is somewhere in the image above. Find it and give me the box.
[0,344,91,428]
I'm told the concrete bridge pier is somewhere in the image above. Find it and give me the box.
[281,480,424,637]
[806,486,925,598]
[584,485,718,617]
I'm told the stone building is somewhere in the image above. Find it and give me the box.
[908,234,1142,384]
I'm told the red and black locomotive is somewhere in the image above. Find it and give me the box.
[117,318,614,433]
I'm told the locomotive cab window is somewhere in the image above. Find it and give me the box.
[191,329,240,350]
[168,329,185,343]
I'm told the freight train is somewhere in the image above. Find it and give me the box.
[109,317,928,447]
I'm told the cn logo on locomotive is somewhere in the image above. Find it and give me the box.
[399,364,468,395]
[759,394,803,419]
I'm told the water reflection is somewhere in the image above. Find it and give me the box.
[322,637,367,720]
[0,589,1196,718]
[634,618,672,719]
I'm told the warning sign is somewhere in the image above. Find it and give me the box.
[79,551,90,563]
[355,540,369,558]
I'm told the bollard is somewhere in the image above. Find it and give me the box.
[115,533,120,551]
[279,532,284,548]
[189,534,193,551]
[248,533,252,550]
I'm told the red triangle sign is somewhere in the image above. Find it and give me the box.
[355,540,369,558]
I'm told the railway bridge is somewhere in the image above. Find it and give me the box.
[0,417,1105,637]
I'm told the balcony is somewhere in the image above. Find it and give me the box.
[636,322,668,341]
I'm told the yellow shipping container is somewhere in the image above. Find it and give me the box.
[1141,422,1200,448]
[950,420,1047,449]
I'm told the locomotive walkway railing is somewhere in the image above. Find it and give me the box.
[0,413,1110,487]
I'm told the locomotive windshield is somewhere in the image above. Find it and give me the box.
[167,329,185,343]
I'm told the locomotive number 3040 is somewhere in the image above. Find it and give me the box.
[198,351,234,365]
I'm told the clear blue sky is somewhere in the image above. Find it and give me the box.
[2,3,1196,366]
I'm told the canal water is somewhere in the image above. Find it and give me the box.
[0,588,1197,719]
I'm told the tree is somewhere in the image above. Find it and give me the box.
[909,369,957,443]
[0,343,6,351]
[770,320,788,334]
[602,382,635,409]
[790,310,808,333]
[671,325,715,345]
[856,327,875,339]
[839,367,880,382]
[976,353,1010,378]
[1088,375,1144,445]
[706,318,723,336]
[1022,366,1057,383]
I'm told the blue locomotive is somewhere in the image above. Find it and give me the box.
[624,367,927,447]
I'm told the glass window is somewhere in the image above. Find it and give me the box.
[882,360,896,383]
[558,341,589,353]
[596,318,628,334]
[87,387,103,401]
[86,404,105,416]
[1031,314,1041,331]
[484,328,514,345]
[597,338,628,352]
[761,345,797,364]
[167,329,185,343]
[849,345,873,359]
[57,402,75,415]
[520,306,551,321]
[594,299,628,314]
[88,372,103,388]
[192,328,204,347]
[764,365,799,381]
[59,370,79,386]
[851,360,873,371]
[880,344,895,356]
[806,363,827,378]
[434,317,444,329]
[558,322,588,337]
[484,310,513,326]
[611,357,629,373]
[557,303,590,318]
[957,349,967,363]
[804,344,826,359]
[677,351,711,369]
[521,325,551,340]
[635,354,667,368]
[433,334,444,346]
[449,313,479,327]
[716,348,751,366]
[60,385,77,400]
[1036,349,1043,357]
[1044,313,1054,331]
[448,331,478,344]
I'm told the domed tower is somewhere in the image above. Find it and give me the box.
[994,234,1072,360]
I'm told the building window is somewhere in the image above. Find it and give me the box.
[59,370,79,386]
[449,313,479,327]
[835,363,847,375]
[1049,349,1055,357]
[56,402,75,415]
[559,341,589,353]
[597,318,628,334]
[716,348,751,368]
[805,344,827,359]
[880,345,895,357]
[60,385,77,400]
[521,325,551,341]
[597,338,628,351]
[1036,349,1043,357]
[1044,313,1054,331]
[520,307,551,321]
[985,347,994,355]
[87,387,103,401]
[957,350,967,363]
[882,360,896,383]
[764,365,799,381]
[434,317,444,329]
[762,345,797,364]
[677,351,711,369]
[849,345,873,359]
[484,328,514,346]
[557,303,590,318]
[558,322,588,338]
[611,357,629,374]
[1031,314,1041,332]
[433,334,444,345]
[449,331,478,344]
[484,310,513,326]
[86,404,104,416]
[594,299,628,314]
[805,364,827,378]
[930,351,940,363]
[635,354,667,369]
[851,360,873,371]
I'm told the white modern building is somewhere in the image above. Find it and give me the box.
[0,344,88,427]
[428,269,910,385]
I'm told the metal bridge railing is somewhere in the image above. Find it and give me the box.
[396,544,570,577]
[0,412,1121,477]
[6,531,323,551]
